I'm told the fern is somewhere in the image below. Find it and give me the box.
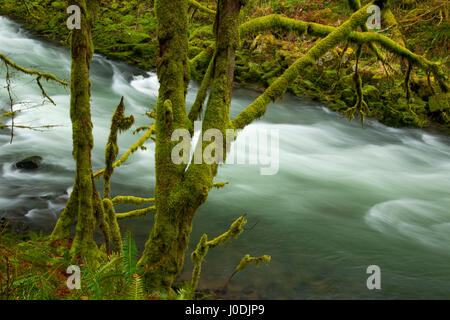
[175,287,194,300]
[127,274,145,300]
[122,231,138,281]
[84,254,123,299]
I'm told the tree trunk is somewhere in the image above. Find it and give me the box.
[137,0,242,293]
[51,0,101,262]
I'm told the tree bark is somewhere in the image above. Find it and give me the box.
[51,0,102,262]
[137,0,242,293]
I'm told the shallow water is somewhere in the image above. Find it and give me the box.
[1,16,449,299]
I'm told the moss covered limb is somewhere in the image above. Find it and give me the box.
[191,216,247,291]
[111,196,155,206]
[189,46,214,80]
[103,198,122,252]
[382,7,406,48]
[93,189,111,256]
[348,32,448,92]
[94,123,155,178]
[103,97,135,199]
[185,0,242,177]
[214,253,271,299]
[348,0,390,66]
[188,52,216,122]
[235,254,271,272]
[1,53,67,108]
[240,14,448,91]
[97,97,134,253]
[188,0,216,16]
[213,182,228,188]
[0,53,68,86]
[116,206,156,220]
[240,13,331,39]
[187,0,244,292]
[232,2,378,129]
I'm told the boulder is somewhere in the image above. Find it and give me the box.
[15,156,43,170]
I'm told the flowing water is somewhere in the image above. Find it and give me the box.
[1,16,450,299]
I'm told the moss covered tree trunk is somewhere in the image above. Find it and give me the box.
[136,0,191,292]
[137,0,242,293]
[51,0,102,261]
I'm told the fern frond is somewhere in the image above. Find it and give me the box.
[127,274,145,300]
[122,231,137,281]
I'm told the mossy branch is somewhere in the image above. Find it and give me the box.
[232,3,377,129]
[348,0,391,67]
[189,46,214,80]
[213,182,228,189]
[111,196,155,206]
[235,254,271,272]
[214,254,271,299]
[382,8,405,48]
[189,52,216,122]
[116,206,156,220]
[188,0,216,16]
[103,198,122,252]
[103,97,135,199]
[94,123,155,178]
[238,14,448,93]
[191,216,247,291]
[0,53,68,86]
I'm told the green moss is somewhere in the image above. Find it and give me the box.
[235,254,271,272]
[50,0,100,263]
[233,2,377,129]
[116,206,156,220]
[428,93,450,113]
[190,216,247,291]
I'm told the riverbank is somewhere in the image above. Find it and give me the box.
[0,0,448,133]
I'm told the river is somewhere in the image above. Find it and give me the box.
[1,16,449,299]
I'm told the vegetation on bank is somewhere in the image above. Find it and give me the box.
[0,0,448,131]
[0,220,269,300]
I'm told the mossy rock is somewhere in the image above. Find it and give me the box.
[15,156,43,170]
[411,78,434,100]
[428,93,450,113]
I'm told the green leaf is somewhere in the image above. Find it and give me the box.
[122,231,138,280]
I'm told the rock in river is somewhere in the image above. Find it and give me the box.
[15,156,43,170]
